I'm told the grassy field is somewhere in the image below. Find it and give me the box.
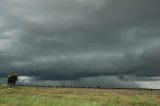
[0,86,160,106]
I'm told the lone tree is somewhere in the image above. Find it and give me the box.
[7,73,18,87]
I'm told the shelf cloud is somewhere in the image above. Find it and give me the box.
[0,0,160,88]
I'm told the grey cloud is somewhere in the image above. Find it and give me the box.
[2,44,159,81]
[0,0,160,88]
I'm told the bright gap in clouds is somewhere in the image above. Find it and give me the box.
[16,76,160,89]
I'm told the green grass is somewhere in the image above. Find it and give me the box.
[0,86,160,106]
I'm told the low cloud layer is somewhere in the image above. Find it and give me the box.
[0,0,160,88]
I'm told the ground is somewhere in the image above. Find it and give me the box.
[0,86,160,106]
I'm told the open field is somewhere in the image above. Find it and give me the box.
[0,86,160,106]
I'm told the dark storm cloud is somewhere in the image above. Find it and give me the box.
[0,0,160,87]
[5,45,160,81]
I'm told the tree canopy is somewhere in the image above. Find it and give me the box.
[7,73,18,86]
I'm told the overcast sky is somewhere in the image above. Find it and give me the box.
[0,0,160,88]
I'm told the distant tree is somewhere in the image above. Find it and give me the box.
[97,86,101,89]
[7,73,18,87]
[61,85,66,88]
